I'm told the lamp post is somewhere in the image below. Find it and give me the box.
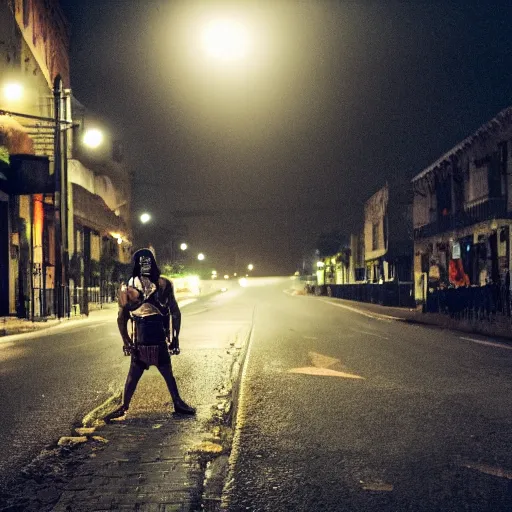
[53,75,67,318]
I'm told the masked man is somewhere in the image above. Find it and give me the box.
[105,248,195,421]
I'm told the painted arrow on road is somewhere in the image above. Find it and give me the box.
[288,351,365,379]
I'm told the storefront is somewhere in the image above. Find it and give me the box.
[0,154,54,318]
[414,220,511,304]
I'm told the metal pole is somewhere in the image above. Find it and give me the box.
[29,195,34,321]
[63,90,70,317]
[53,75,63,318]
[42,194,47,317]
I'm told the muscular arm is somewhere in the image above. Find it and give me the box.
[159,277,181,338]
[169,293,181,338]
[117,284,139,351]
[159,277,181,353]
[117,305,132,348]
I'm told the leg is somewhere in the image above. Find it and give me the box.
[123,359,145,409]
[104,360,145,422]
[157,363,196,414]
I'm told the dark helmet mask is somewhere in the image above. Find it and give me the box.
[139,255,152,276]
[132,248,160,281]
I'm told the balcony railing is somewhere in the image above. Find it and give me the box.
[414,197,508,239]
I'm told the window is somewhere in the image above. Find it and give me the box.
[372,222,379,251]
[468,162,489,203]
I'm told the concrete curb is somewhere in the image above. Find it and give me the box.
[400,315,512,344]
[82,391,123,428]
[318,295,512,344]
[226,323,254,428]
[200,314,255,510]
[0,304,117,338]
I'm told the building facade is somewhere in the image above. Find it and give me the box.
[364,183,413,284]
[0,0,131,319]
[412,107,512,305]
[312,183,414,307]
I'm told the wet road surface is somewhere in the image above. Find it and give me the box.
[0,282,252,495]
[224,279,512,511]
[2,277,512,511]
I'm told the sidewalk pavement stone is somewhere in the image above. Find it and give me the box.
[46,321,252,512]
[0,303,118,337]
[51,415,207,511]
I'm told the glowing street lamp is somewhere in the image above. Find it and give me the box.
[3,82,23,102]
[197,253,205,261]
[200,18,251,62]
[140,212,151,224]
[247,264,254,271]
[83,128,104,149]
[180,243,188,251]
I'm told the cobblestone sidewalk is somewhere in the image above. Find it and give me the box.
[52,413,212,512]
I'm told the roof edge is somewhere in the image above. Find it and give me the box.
[411,106,512,183]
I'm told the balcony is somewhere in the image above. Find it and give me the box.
[414,197,508,239]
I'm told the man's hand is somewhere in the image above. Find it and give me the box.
[123,342,133,356]
[169,336,180,355]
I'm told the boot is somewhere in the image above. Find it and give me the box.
[173,398,196,415]
[104,405,127,423]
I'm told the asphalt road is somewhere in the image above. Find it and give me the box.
[224,278,512,511]
[2,277,512,511]
[0,282,253,496]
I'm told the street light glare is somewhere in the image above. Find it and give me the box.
[201,19,250,62]
[180,243,188,251]
[83,128,104,149]
[140,213,151,224]
[197,253,205,261]
[3,83,23,101]
[248,264,254,271]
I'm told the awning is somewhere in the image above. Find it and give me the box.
[72,183,129,238]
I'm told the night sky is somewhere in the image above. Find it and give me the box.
[59,0,512,275]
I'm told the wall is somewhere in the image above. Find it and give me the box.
[364,184,388,262]
[11,0,70,88]
[412,111,512,303]
[68,159,129,217]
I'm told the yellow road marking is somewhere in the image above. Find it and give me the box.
[288,350,364,379]
[361,481,394,492]
[309,351,339,368]
[462,462,512,479]
[288,367,364,379]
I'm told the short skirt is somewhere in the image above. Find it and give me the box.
[132,343,170,369]
[133,316,169,369]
